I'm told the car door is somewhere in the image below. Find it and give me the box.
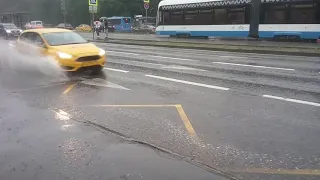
[17,32,47,55]
[29,32,48,56]
[16,32,32,54]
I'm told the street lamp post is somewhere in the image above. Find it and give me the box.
[61,0,67,28]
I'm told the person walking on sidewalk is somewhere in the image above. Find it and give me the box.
[104,20,108,40]
[94,20,102,39]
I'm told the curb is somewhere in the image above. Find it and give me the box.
[89,39,320,57]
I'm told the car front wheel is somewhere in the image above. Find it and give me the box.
[91,66,103,75]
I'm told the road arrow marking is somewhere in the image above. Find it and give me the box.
[80,78,130,90]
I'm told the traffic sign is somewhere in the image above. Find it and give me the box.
[89,6,98,13]
[89,0,98,6]
[144,3,149,10]
[144,0,149,3]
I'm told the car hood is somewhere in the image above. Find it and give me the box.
[50,43,100,56]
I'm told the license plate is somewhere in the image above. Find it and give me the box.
[82,61,98,66]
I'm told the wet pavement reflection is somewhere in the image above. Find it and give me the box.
[1,41,320,180]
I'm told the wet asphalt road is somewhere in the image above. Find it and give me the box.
[1,41,320,180]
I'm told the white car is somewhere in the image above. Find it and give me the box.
[25,21,43,29]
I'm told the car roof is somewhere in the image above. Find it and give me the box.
[23,28,72,34]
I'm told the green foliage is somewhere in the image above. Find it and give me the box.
[2,0,162,26]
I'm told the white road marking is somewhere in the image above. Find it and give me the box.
[263,95,320,107]
[107,50,139,56]
[212,62,295,71]
[219,55,248,59]
[104,67,129,73]
[162,65,207,71]
[145,74,229,91]
[142,62,165,66]
[149,55,198,62]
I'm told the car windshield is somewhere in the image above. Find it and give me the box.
[3,24,17,29]
[42,32,87,46]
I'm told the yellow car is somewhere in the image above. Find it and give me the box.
[17,28,106,73]
[75,24,92,32]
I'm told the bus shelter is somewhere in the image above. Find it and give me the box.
[0,12,30,29]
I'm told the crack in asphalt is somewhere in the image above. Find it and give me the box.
[49,108,237,180]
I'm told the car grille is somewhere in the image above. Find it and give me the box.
[76,55,100,62]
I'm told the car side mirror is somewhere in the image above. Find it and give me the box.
[36,42,47,49]
[41,44,47,49]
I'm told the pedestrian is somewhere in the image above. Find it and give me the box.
[104,19,108,40]
[94,20,101,39]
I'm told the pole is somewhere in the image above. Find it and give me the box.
[248,0,261,38]
[62,0,67,28]
[92,12,95,40]
[63,11,66,28]
[145,9,148,34]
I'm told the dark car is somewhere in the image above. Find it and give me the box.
[106,23,115,33]
[0,23,22,39]
[56,23,73,30]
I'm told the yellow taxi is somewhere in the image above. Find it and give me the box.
[75,24,92,32]
[17,28,106,73]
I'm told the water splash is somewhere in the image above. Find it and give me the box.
[0,40,66,79]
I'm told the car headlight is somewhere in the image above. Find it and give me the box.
[99,49,105,56]
[57,52,72,59]
[19,30,23,33]
[6,30,11,33]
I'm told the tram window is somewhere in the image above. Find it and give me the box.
[291,4,315,24]
[264,5,287,24]
[214,9,227,25]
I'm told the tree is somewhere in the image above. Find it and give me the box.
[1,0,163,25]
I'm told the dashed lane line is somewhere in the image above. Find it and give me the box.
[219,55,248,59]
[107,50,140,56]
[104,67,129,73]
[145,74,229,91]
[213,62,295,71]
[263,95,320,107]
[149,55,198,62]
